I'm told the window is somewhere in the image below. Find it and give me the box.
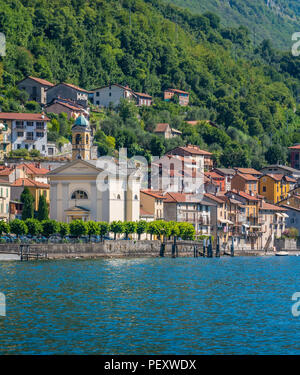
[109,92,111,96]
[42,145,45,151]
[27,121,34,127]
[96,101,100,105]
[36,132,44,137]
[117,194,121,200]
[96,92,99,97]
[134,194,138,200]
[17,132,24,137]
[71,190,88,200]
[17,144,21,149]
[263,186,266,192]
[26,132,34,140]
[25,144,29,150]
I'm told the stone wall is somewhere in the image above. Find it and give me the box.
[0,240,199,259]
[274,238,297,251]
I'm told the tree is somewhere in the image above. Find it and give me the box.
[41,219,59,239]
[20,187,34,220]
[97,221,110,241]
[59,222,69,239]
[86,220,99,241]
[168,221,180,240]
[0,221,10,235]
[37,195,49,221]
[178,222,195,240]
[136,220,148,240]
[265,145,287,165]
[25,218,42,236]
[110,221,124,240]
[123,221,137,239]
[146,221,161,240]
[69,220,87,239]
[10,219,28,238]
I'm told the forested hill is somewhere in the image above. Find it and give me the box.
[165,0,300,50]
[0,0,300,169]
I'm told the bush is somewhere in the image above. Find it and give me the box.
[98,221,110,241]
[10,219,28,237]
[41,219,59,238]
[110,221,124,240]
[59,222,69,238]
[69,220,87,238]
[25,218,42,236]
[0,220,10,235]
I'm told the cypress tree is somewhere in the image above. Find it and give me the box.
[37,195,49,221]
[20,187,34,220]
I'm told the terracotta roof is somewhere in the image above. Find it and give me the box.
[47,99,85,112]
[141,190,166,199]
[0,113,50,121]
[165,88,189,95]
[261,201,287,211]
[0,167,13,176]
[169,145,212,156]
[235,168,262,175]
[288,145,300,150]
[140,207,154,217]
[134,92,152,99]
[16,163,50,176]
[154,123,170,133]
[205,171,225,180]
[204,193,224,204]
[164,192,202,203]
[228,190,260,201]
[261,173,284,181]
[285,176,297,182]
[11,178,49,188]
[235,173,258,181]
[0,178,10,185]
[62,82,91,93]
[27,76,54,87]
[213,168,235,175]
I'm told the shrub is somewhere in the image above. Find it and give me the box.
[0,220,10,235]
[110,221,124,240]
[98,221,110,241]
[25,218,42,236]
[69,220,87,238]
[41,219,59,238]
[136,220,148,240]
[10,219,28,237]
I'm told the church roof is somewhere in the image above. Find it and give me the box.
[74,115,89,127]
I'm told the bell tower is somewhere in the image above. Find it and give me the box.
[71,115,91,160]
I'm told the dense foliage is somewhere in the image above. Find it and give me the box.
[0,0,300,168]
[164,0,300,50]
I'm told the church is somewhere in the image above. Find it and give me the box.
[47,115,140,223]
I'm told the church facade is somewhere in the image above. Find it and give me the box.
[47,115,140,223]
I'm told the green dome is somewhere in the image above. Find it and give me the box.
[74,115,89,127]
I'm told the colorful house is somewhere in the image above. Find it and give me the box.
[258,174,296,204]
[231,173,258,195]
[11,178,50,211]
[164,88,189,106]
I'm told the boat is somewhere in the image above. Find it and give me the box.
[275,251,289,256]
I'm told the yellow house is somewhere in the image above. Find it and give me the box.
[140,190,166,220]
[11,178,50,211]
[259,174,296,204]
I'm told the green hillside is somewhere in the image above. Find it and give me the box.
[0,0,300,169]
[164,0,300,50]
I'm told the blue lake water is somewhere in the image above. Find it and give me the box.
[0,256,300,354]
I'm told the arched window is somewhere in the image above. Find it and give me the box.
[75,134,81,145]
[86,134,89,144]
[71,190,88,200]
[117,194,121,200]
[134,194,138,200]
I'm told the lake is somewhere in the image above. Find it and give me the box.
[0,256,300,354]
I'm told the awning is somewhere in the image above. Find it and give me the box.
[219,219,234,225]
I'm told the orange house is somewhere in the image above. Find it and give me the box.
[231,173,258,195]
[205,171,225,191]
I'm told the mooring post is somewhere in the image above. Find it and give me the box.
[231,237,234,257]
[216,236,220,257]
[203,239,206,257]
[20,244,23,261]
[208,236,213,257]
[160,241,165,257]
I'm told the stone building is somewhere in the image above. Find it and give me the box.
[46,83,91,108]
[17,76,54,104]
